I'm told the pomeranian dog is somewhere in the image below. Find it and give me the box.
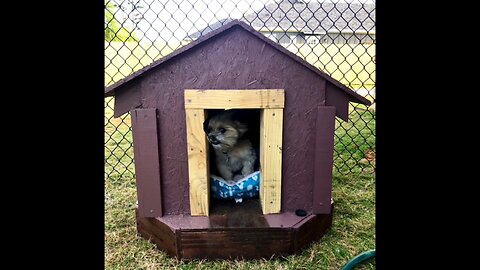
[203,110,257,181]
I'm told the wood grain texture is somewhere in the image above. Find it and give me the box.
[131,108,163,217]
[185,109,210,216]
[312,106,336,214]
[260,108,283,214]
[184,89,285,109]
[135,204,334,260]
[179,228,294,259]
[112,26,336,215]
[155,27,324,215]
[107,23,363,215]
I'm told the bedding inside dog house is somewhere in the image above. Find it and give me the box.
[104,20,371,259]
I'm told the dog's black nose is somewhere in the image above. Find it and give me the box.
[208,135,220,145]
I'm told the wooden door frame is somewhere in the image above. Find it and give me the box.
[184,89,285,216]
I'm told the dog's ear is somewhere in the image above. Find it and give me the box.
[203,117,209,133]
[234,120,248,137]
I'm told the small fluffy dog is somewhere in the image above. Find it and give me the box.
[203,110,257,181]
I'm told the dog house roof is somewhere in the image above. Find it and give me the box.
[105,20,370,106]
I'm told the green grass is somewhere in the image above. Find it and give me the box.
[105,167,375,269]
[334,107,376,175]
[105,109,375,269]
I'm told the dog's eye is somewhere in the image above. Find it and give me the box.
[219,128,226,133]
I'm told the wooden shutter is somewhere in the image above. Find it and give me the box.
[131,108,163,217]
[312,106,336,214]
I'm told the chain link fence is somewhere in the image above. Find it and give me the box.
[105,0,375,181]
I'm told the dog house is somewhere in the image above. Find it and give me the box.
[105,20,370,259]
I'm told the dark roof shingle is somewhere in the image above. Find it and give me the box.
[188,0,375,39]
[247,0,375,33]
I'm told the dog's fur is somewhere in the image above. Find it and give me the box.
[203,110,257,181]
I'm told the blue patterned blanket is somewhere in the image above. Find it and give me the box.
[210,171,261,203]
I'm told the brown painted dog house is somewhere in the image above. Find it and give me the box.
[105,20,370,259]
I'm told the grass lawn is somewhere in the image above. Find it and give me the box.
[105,109,375,269]
[105,173,375,270]
[334,107,376,175]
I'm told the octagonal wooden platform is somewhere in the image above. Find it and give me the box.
[136,199,333,260]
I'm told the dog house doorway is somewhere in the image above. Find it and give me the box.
[205,108,261,214]
[184,89,285,216]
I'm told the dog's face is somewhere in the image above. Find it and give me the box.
[203,110,248,151]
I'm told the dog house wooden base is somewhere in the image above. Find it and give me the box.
[136,201,334,260]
